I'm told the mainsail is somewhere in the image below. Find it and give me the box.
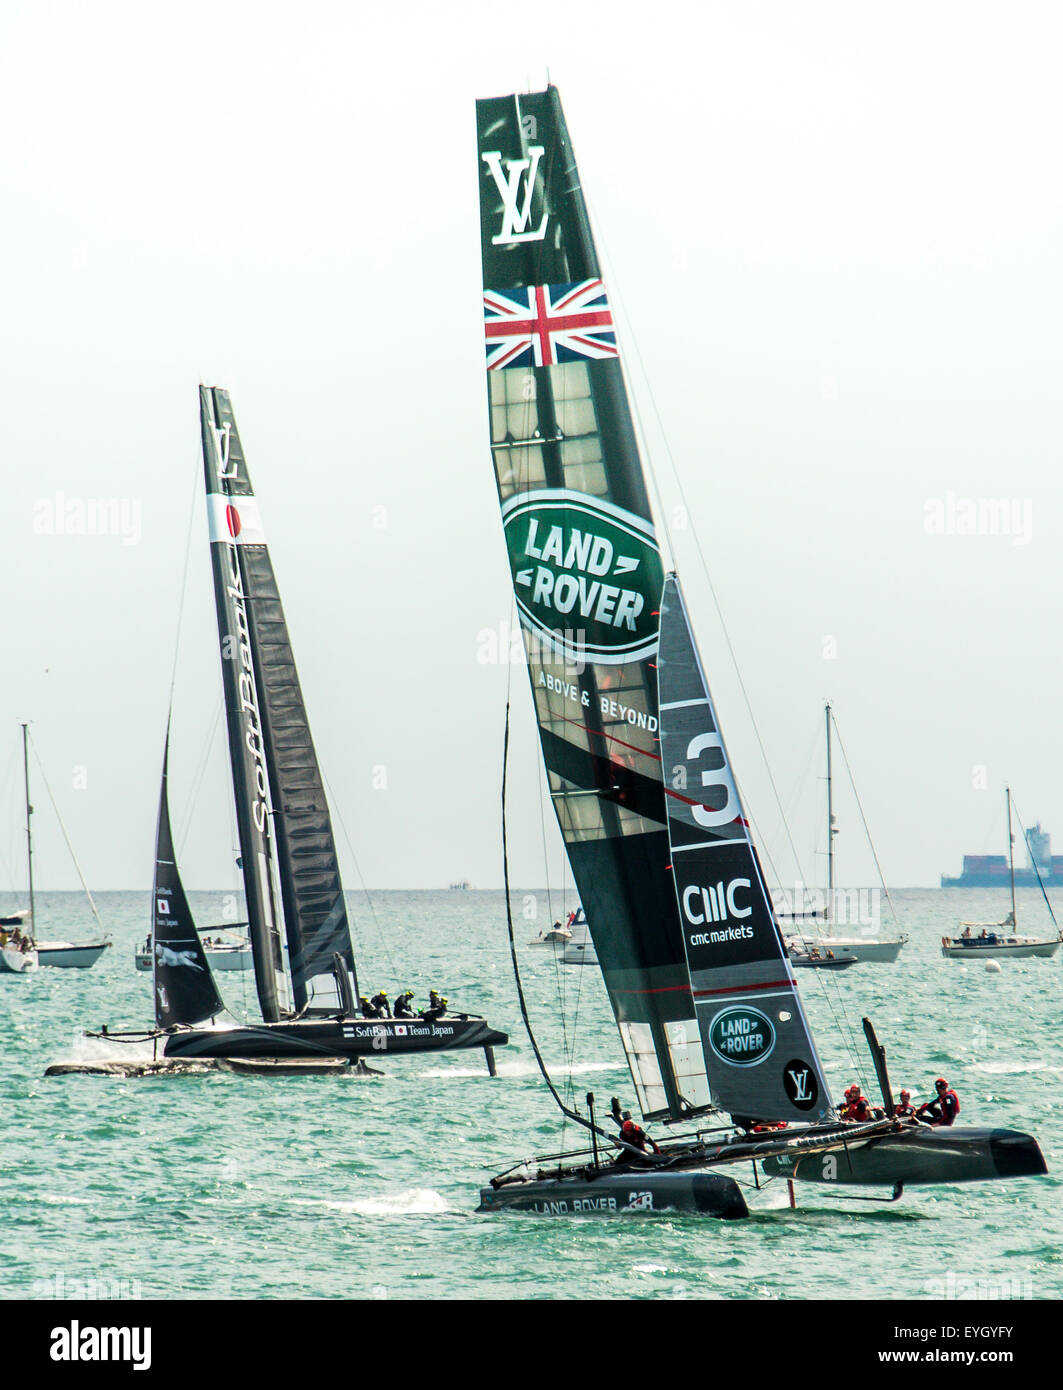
[657,576,833,1122]
[477,87,712,1121]
[152,733,224,1029]
[200,387,358,1018]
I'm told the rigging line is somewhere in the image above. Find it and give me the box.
[176,695,223,855]
[1009,794,1059,931]
[167,451,202,710]
[321,767,398,985]
[502,698,631,1157]
[829,713,901,932]
[0,742,21,896]
[27,735,104,932]
[587,204,809,889]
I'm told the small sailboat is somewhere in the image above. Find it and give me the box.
[473,85,1046,1217]
[1,723,109,973]
[134,926,252,972]
[941,789,1061,960]
[70,388,507,1071]
[782,704,907,966]
[561,907,597,965]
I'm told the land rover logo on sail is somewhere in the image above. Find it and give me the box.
[501,488,663,664]
[708,1006,775,1067]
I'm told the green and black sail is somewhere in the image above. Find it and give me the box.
[152,731,223,1029]
[477,87,711,1121]
[200,386,357,1018]
[657,576,833,1122]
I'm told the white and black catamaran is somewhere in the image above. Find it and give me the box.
[82,388,507,1070]
[474,86,1046,1218]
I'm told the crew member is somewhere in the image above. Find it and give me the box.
[839,1085,875,1122]
[359,996,380,1019]
[394,990,416,1019]
[422,995,448,1022]
[894,1089,916,1119]
[917,1077,960,1127]
[615,1110,660,1163]
[369,989,390,1016]
[428,989,445,1012]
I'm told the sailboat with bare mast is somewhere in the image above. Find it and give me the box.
[784,703,908,966]
[941,788,1061,959]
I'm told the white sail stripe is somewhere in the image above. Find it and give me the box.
[693,990,796,1002]
[659,698,709,710]
[670,837,745,852]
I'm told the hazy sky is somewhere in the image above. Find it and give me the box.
[2,1,1061,895]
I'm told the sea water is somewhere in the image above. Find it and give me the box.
[3,888,1061,1301]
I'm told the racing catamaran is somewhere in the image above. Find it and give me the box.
[473,85,1046,1218]
[70,389,506,1071]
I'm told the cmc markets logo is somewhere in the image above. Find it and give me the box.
[501,489,663,665]
[708,1006,776,1067]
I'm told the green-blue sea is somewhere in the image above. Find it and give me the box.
[4,887,1061,1301]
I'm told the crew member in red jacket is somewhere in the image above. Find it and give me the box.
[917,1077,960,1126]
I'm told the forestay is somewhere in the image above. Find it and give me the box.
[657,575,833,1123]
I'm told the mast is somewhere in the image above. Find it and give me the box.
[201,388,289,1022]
[21,722,34,941]
[825,702,834,926]
[1006,785,1017,925]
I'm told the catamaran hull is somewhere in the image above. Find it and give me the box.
[478,1170,749,1219]
[161,1016,508,1060]
[761,1125,1047,1187]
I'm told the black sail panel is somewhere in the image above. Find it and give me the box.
[200,387,357,1016]
[152,735,224,1029]
[478,88,710,1121]
[656,576,834,1123]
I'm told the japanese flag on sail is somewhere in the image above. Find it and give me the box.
[484,279,618,371]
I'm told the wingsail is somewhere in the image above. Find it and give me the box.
[200,387,358,1018]
[657,575,833,1122]
[478,88,711,1120]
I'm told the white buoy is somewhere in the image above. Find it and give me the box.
[985,959,1002,974]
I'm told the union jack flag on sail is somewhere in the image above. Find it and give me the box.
[484,279,618,371]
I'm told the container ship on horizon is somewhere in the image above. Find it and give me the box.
[941,821,1063,887]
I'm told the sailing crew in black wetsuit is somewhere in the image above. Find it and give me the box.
[359,996,380,1019]
[422,995,448,1022]
[394,990,416,1018]
[369,990,390,1017]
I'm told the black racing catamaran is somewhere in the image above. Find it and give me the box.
[474,86,1045,1218]
[82,389,506,1072]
